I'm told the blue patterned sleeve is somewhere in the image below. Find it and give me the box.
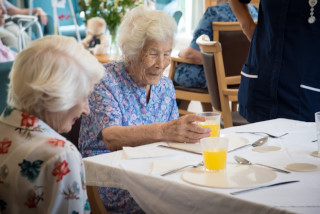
[86,72,122,139]
[189,3,258,51]
[189,4,237,51]
[167,80,179,120]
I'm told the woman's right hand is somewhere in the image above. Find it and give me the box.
[161,114,212,143]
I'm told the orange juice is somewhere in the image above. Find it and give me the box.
[202,148,227,170]
[198,121,220,137]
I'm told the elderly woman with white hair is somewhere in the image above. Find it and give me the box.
[0,35,104,213]
[79,5,211,213]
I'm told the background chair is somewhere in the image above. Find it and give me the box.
[197,25,249,128]
[168,56,212,115]
[0,61,13,113]
[168,21,251,116]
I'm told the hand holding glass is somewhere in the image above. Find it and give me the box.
[197,112,221,137]
[200,137,228,171]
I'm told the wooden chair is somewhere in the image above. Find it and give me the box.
[204,0,260,10]
[168,56,212,115]
[87,186,109,214]
[196,23,249,127]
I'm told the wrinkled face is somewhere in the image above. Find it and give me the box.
[47,96,90,133]
[129,40,172,87]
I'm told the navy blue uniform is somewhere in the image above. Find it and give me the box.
[239,0,320,122]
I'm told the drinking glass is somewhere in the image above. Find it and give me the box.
[200,137,228,171]
[197,112,221,137]
[312,112,320,158]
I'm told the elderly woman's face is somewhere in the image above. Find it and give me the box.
[130,40,172,87]
[46,97,90,133]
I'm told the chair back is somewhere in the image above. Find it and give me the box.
[197,22,250,127]
[0,61,13,113]
[201,22,250,112]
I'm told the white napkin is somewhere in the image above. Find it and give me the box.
[150,159,197,176]
[123,146,176,159]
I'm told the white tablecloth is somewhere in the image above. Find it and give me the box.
[84,119,320,214]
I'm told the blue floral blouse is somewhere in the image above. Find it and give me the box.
[79,61,179,157]
[0,107,90,214]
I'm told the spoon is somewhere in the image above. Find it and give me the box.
[234,155,290,174]
[228,136,268,152]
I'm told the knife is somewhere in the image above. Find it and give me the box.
[230,180,299,195]
[158,145,202,155]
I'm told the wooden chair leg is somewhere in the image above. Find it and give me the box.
[231,102,237,112]
[87,186,109,214]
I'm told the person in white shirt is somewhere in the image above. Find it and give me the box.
[0,35,104,214]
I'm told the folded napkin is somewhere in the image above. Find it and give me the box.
[123,146,176,159]
[150,159,198,176]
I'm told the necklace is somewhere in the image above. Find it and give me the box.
[308,0,318,24]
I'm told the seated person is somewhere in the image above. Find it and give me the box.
[79,5,211,213]
[0,0,47,50]
[0,2,16,62]
[0,35,104,213]
[174,0,258,88]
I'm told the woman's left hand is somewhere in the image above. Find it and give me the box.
[161,114,212,143]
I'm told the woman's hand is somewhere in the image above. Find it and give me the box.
[34,7,47,25]
[161,114,212,143]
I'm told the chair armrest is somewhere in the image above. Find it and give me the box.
[168,55,203,80]
[222,88,238,96]
[225,76,241,85]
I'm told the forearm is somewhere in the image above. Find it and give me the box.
[101,123,166,151]
[178,46,202,63]
[229,0,256,41]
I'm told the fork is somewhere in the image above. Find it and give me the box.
[235,131,288,138]
[160,162,204,176]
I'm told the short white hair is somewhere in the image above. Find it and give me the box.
[118,5,177,63]
[7,35,105,117]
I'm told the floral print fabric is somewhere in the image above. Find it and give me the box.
[174,3,258,88]
[0,107,90,214]
[79,61,179,213]
[79,61,179,157]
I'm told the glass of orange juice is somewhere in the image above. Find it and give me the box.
[200,137,228,172]
[197,112,221,137]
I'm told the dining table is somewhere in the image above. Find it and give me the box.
[83,118,320,214]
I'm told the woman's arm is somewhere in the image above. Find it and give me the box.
[229,0,256,41]
[178,46,203,64]
[101,114,211,151]
[7,6,47,25]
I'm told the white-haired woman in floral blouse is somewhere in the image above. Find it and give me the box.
[0,35,104,213]
[79,5,212,213]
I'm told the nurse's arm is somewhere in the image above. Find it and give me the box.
[229,0,256,41]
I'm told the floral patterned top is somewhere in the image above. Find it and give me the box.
[0,107,90,214]
[79,61,179,157]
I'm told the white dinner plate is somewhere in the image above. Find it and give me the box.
[182,164,277,189]
[167,134,249,153]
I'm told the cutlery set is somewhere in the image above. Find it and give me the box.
[159,132,294,194]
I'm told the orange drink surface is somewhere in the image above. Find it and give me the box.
[202,148,227,171]
[198,121,220,137]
